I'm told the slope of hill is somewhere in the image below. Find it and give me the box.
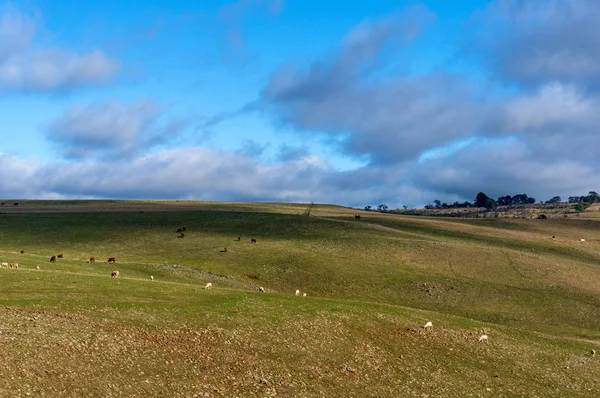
[0,200,598,396]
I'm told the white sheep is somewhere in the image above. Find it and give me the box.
[1,262,8,268]
[10,262,18,269]
[580,239,586,242]
[295,289,301,296]
[423,321,433,329]
[150,276,154,281]
[592,349,596,357]
[204,282,213,290]
[36,265,40,270]
[302,293,307,297]
[258,286,265,293]
[478,334,489,343]
[111,270,119,278]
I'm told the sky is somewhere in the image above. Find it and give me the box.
[0,0,599,208]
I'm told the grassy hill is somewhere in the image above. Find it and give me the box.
[0,200,598,396]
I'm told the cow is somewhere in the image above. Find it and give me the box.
[177,228,183,233]
[251,238,257,243]
[57,253,64,259]
[0,202,4,205]
[88,257,96,263]
[13,202,18,206]
[107,257,116,263]
[20,250,24,254]
[50,255,56,263]
[221,248,228,252]
[237,236,241,241]
[177,233,185,238]
[182,227,187,232]
[355,215,361,219]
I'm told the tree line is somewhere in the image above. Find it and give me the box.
[423,191,600,211]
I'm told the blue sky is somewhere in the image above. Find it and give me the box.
[1,0,599,207]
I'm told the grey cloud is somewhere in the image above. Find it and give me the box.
[473,0,600,85]
[260,7,484,165]
[0,6,119,92]
[0,148,411,208]
[47,100,166,158]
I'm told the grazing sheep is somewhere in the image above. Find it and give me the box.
[50,255,56,263]
[107,257,116,263]
[1,262,8,267]
[580,239,586,242]
[258,286,265,293]
[251,238,257,243]
[478,334,489,343]
[150,276,154,281]
[20,250,24,254]
[302,292,307,297]
[57,253,64,259]
[204,282,213,290]
[295,289,301,296]
[36,265,40,270]
[9,262,18,269]
[423,321,433,329]
[88,257,96,263]
[592,349,596,357]
[111,270,120,278]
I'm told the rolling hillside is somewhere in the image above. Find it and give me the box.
[0,200,598,397]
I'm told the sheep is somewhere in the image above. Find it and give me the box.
[111,270,120,278]
[50,255,56,263]
[36,265,40,270]
[592,349,596,357]
[1,262,8,267]
[295,289,301,296]
[302,292,307,297]
[355,215,361,219]
[9,262,18,269]
[423,321,433,329]
[258,286,265,293]
[478,334,489,343]
[57,253,64,259]
[580,239,586,242]
[204,282,213,290]
[150,276,154,281]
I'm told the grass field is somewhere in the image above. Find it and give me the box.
[0,200,599,397]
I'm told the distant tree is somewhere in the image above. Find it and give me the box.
[497,195,512,206]
[575,202,591,212]
[377,204,389,212]
[527,197,536,204]
[364,205,372,211]
[569,196,583,204]
[585,191,600,203]
[424,204,435,209]
[462,201,472,208]
[434,200,442,209]
[511,194,529,205]
[545,196,561,204]
[475,192,496,210]
[403,205,408,210]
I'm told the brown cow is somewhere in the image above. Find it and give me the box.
[57,253,64,259]
[20,250,24,254]
[177,228,183,233]
[88,257,96,263]
[182,227,187,232]
[177,233,185,238]
[251,238,257,243]
[355,215,361,219]
[107,257,116,263]
[50,255,56,263]
[221,247,228,252]
[237,236,241,241]
[13,202,18,206]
